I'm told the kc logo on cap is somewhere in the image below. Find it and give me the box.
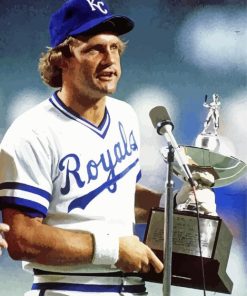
[86,0,108,14]
[49,0,134,48]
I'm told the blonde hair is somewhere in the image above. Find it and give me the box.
[38,37,76,88]
[38,36,127,88]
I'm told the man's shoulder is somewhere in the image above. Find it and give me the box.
[4,99,52,137]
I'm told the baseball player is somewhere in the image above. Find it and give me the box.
[0,0,216,295]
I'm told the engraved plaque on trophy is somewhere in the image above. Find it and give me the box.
[142,208,233,294]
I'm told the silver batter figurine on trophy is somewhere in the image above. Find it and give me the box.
[195,93,221,152]
[202,94,221,135]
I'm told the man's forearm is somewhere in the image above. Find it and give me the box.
[3,208,164,273]
[3,208,94,265]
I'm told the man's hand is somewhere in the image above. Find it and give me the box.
[115,235,163,273]
[176,171,217,216]
[0,223,9,255]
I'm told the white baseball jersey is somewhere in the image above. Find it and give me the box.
[0,91,147,295]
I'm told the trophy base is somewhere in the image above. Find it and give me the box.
[142,208,233,294]
[142,252,232,294]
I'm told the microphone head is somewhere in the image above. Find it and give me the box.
[149,106,174,135]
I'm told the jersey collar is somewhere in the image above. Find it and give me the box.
[49,91,111,139]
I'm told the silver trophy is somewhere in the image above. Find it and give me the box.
[158,93,246,269]
[145,95,247,293]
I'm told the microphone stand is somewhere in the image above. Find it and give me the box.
[163,144,175,296]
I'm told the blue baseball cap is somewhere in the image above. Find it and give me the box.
[49,0,134,48]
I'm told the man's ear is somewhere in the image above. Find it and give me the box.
[60,57,69,70]
[60,45,73,70]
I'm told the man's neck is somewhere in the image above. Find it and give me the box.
[57,89,106,127]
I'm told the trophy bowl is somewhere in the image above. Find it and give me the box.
[172,145,247,187]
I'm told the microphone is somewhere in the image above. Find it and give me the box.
[149,106,195,187]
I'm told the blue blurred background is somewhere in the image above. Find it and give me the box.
[0,1,246,295]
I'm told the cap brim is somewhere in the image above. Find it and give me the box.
[70,15,134,37]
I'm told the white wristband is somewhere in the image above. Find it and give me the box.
[92,233,119,265]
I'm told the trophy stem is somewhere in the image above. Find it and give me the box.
[194,189,207,296]
[163,144,175,296]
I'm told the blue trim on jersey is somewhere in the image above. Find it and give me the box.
[32,282,146,294]
[136,170,142,182]
[33,269,124,277]
[0,196,48,216]
[49,92,111,139]
[53,91,109,130]
[68,158,140,211]
[0,182,51,201]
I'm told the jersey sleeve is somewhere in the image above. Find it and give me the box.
[0,120,53,217]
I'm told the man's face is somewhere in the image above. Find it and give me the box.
[63,33,124,101]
